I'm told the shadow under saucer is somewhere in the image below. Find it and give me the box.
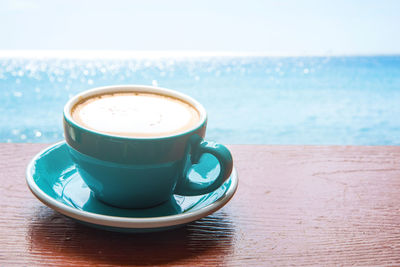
[28,206,235,266]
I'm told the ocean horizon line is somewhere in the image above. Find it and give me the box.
[0,50,399,59]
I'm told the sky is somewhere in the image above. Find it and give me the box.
[0,0,400,55]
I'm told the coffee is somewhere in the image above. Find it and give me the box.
[71,91,200,137]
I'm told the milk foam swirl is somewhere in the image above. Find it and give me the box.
[72,92,200,137]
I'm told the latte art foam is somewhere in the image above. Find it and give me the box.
[71,92,200,137]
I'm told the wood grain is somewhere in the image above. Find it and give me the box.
[1,143,400,266]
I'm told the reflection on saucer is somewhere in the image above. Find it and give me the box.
[62,173,183,217]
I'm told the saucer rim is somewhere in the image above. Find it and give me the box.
[26,141,238,229]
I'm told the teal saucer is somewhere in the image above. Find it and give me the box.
[26,141,238,232]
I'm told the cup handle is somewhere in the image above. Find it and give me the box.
[174,137,233,196]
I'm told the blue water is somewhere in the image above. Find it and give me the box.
[1,55,400,145]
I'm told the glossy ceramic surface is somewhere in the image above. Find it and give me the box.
[26,142,238,232]
[63,85,233,208]
[63,85,209,164]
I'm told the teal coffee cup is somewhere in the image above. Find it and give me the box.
[63,85,233,208]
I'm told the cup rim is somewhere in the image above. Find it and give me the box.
[63,85,207,140]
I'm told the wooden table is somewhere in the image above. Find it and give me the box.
[1,143,400,266]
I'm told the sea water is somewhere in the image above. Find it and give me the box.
[1,55,399,145]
